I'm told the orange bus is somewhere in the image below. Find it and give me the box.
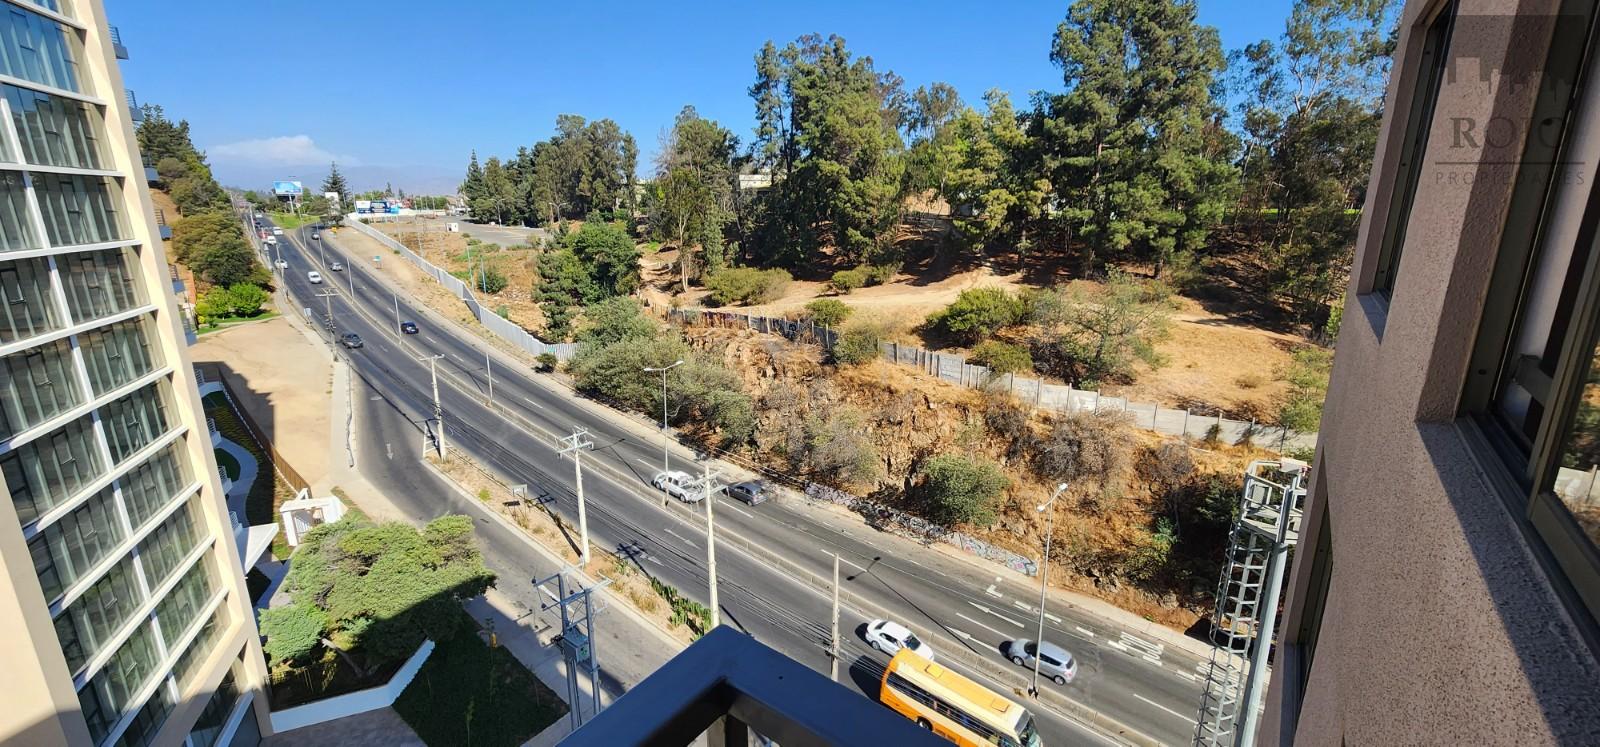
[879,649,1041,746]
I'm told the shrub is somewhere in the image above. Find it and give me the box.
[576,296,656,348]
[535,352,558,372]
[569,335,754,446]
[1034,270,1174,386]
[832,324,883,366]
[983,400,1038,463]
[474,265,508,294]
[865,262,901,285]
[970,340,1033,376]
[927,288,1025,345]
[260,603,328,666]
[805,298,853,328]
[495,304,510,318]
[704,267,791,306]
[918,454,1008,526]
[1034,411,1134,498]
[829,268,868,294]
[794,409,879,485]
[1277,347,1333,432]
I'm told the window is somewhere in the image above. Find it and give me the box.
[0,257,62,343]
[1296,492,1333,694]
[53,553,143,674]
[3,414,103,524]
[79,317,157,395]
[77,621,163,744]
[152,554,215,649]
[1463,7,1600,629]
[135,497,200,591]
[116,443,189,531]
[170,609,224,691]
[99,382,171,465]
[60,248,140,324]
[0,6,81,92]
[187,664,242,747]
[0,336,81,439]
[4,83,105,169]
[32,173,125,247]
[114,681,175,747]
[0,171,43,253]
[29,483,122,602]
[1370,1,1456,297]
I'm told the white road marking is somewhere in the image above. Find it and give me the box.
[1177,671,1199,682]
[985,584,1003,598]
[955,613,1011,639]
[722,501,755,519]
[1075,626,1096,638]
[1133,693,1193,723]
[636,458,656,469]
[950,628,974,641]
[1012,600,1033,613]
[662,528,693,545]
[1143,655,1162,665]
[1044,613,1061,623]
[523,397,545,409]
[966,602,1024,628]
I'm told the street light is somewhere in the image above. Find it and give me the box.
[642,360,684,474]
[1031,482,1069,697]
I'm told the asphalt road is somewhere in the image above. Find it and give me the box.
[259,216,1203,745]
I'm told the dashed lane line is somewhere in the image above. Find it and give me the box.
[1075,626,1096,638]
[1133,693,1193,724]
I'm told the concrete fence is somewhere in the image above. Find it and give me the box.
[269,639,435,733]
[667,307,1318,452]
[803,483,1038,576]
[343,216,578,360]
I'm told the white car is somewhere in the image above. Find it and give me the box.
[307,271,323,284]
[651,470,701,502]
[272,227,283,235]
[273,259,287,269]
[264,235,277,245]
[866,619,935,661]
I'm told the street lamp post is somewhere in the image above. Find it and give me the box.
[1031,482,1069,697]
[642,360,684,474]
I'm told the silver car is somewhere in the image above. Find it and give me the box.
[1006,639,1077,685]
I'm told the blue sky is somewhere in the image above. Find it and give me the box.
[111,0,1294,194]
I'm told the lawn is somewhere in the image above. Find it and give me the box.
[213,447,240,480]
[269,211,322,230]
[202,390,294,559]
[394,609,566,746]
[197,310,280,336]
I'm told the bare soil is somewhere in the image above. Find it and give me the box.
[190,318,332,484]
[369,218,548,332]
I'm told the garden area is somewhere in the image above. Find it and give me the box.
[259,514,562,745]
[200,390,295,559]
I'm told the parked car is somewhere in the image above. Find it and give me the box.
[264,235,277,245]
[1004,639,1077,685]
[307,271,323,284]
[651,470,700,502]
[725,481,769,505]
[339,333,363,349]
[400,321,419,335]
[866,619,934,661]
[329,261,344,271]
[273,259,287,269]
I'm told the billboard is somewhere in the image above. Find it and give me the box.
[272,180,304,196]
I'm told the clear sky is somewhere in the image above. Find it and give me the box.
[110,0,1294,194]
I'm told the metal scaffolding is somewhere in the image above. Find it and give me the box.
[1194,459,1307,747]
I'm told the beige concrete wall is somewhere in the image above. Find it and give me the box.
[1262,0,1600,743]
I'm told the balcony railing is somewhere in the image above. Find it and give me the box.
[169,262,184,296]
[568,626,945,745]
[110,26,127,59]
[126,90,142,122]
[156,208,172,240]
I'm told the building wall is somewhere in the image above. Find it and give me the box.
[0,0,269,745]
[1262,0,1600,743]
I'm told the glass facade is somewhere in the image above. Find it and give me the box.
[33,173,125,247]
[3,413,103,525]
[0,336,82,439]
[187,665,240,747]
[171,609,222,691]
[54,552,141,674]
[0,256,62,342]
[79,621,162,744]
[60,248,140,324]
[5,83,106,169]
[0,5,80,92]
[99,382,169,465]
[117,442,189,531]
[0,170,43,252]
[134,496,199,591]
[153,555,214,648]
[113,682,174,747]
[28,483,121,601]
[79,317,156,395]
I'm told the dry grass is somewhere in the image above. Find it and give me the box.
[373,219,549,332]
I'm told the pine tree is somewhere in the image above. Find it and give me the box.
[461,151,486,219]
[320,162,349,204]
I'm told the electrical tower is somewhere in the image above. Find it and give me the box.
[536,569,611,731]
[1194,459,1307,747]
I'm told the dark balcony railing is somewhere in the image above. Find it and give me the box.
[126,90,142,122]
[566,626,945,746]
[110,26,127,59]
[156,208,172,240]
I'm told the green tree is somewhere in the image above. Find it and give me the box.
[136,104,229,214]
[926,287,1025,345]
[535,249,596,339]
[703,267,791,306]
[577,296,657,348]
[570,335,754,446]
[1034,270,1174,386]
[1277,346,1334,431]
[566,221,640,298]
[831,321,883,366]
[259,603,327,666]
[918,454,1008,526]
[321,161,350,205]
[461,150,486,215]
[650,107,738,289]
[173,211,259,287]
[971,340,1033,375]
[804,298,853,327]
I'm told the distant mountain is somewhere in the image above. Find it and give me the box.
[214,162,460,197]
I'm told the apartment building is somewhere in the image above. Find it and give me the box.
[1260,0,1600,743]
[0,1,271,746]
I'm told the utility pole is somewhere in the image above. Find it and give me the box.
[485,350,494,404]
[557,429,595,565]
[393,291,402,338]
[693,461,726,630]
[1031,483,1069,697]
[314,289,338,349]
[831,553,841,682]
[536,571,611,729]
[642,360,684,475]
[418,354,446,459]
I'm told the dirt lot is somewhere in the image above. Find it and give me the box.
[367,218,548,332]
[190,317,332,484]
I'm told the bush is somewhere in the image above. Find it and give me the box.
[260,603,328,666]
[832,324,883,366]
[576,296,656,348]
[918,454,1008,526]
[495,304,510,318]
[196,283,269,322]
[569,335,754,446]
[535,352,558,372]
[1033,270,1173,386]
[704,267,792,306]
[970,340,1033,375]
[829,268,868,294]
[793,409,879,485]
[865,262,901,285]
[805,298,853,328]
[926,287,1025,345]
[1277,347,1333,432]
[474,265,508,294]
[1034,411,1134,498]
[983,400,1038,463]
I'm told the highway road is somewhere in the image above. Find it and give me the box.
[256,215,1207,745]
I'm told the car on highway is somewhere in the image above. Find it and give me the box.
[312,231,321,240]
[1004,639,1077,685]
[329,261,344,271]
[651,470,701,502]
[264,235,277,245]
[866,619,934,661]
[725,481,769,505]
[307,271,323,284]
[272,227,283,236]
[400,321,419,335]
[273,259,287,269]
[339,333,363,349]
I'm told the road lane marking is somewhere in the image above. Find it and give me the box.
[1075,626,1096,638]
[523,397,545,409]
[955,613,1011,640]
[1044,613,1061,623]
[662,528,693,545]
[1133,693,1192,723]
[950,628,973,641]
[722,502,755,519]
[966,602,1024,628]
[1177,671,1199,682]
[1012,600,1033,613]
[985,584,1003,598]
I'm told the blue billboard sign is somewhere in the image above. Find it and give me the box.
[272,180,304,196]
